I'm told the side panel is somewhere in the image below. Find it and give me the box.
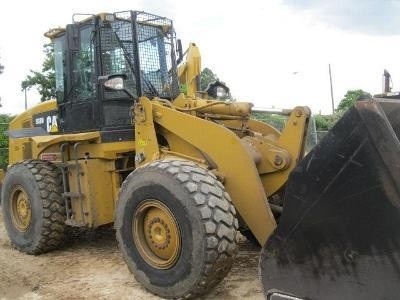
[8,100,58,166]
[8,137,34,166]
[68,159,116,227]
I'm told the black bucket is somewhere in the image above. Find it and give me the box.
[260,98,400,300]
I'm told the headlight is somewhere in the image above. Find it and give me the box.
[205,81,230,100]
[216,86,227,98]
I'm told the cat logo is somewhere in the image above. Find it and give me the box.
[46,115,58,133]
[33,110,59,134]
[50,123,59,133]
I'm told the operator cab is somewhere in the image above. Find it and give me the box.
[46,11,180,142]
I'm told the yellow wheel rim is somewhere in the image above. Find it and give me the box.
[133,199,181,269]
[10,185,32,232]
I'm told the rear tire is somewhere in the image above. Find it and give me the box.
[1,160,66,254]
[116,159,239,299]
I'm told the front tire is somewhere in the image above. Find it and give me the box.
[116,159,239,299]
[1,160,66,254]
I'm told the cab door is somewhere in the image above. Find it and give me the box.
[59,22,100,133]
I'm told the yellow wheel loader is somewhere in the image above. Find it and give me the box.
[1,11,400,299]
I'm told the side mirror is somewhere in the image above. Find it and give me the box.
[99,75,125,91]
[98,74,127,90]
[98,74,135,99]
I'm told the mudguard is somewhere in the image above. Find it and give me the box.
[260,98,400,300]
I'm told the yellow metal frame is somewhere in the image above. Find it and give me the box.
[177,43,201,98]
[131,97,310,245]
[67,159,116,227]
[5,36,310,246]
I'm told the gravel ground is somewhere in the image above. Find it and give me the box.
[0,211,264,300]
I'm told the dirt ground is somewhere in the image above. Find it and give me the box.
[0,211,264,300]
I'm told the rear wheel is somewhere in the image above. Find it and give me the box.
[116,159,239,299]
[1,160,66,254]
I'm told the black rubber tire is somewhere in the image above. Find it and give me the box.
[115,159,239,299]
[1,160,66,254]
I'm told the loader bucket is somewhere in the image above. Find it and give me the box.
[259,98,400,300]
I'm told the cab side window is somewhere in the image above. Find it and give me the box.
[54,36,66,103]
[72,26,96,100]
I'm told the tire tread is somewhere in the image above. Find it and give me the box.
[6,160,66,254]
[118,159,238,299]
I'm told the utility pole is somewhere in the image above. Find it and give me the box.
[24,88,27,110]
[329,64,334,113]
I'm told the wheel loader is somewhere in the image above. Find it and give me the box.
[2,11,400,299]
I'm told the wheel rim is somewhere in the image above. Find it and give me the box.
[10,185,32,232]
[133,199,181,269]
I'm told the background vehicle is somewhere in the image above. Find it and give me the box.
[1,11,400,299]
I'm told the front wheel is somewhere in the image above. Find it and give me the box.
[115,159,239,299]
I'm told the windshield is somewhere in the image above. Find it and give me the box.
[100,11,179,99]
[100,20,137,99]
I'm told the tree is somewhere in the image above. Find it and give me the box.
[0,55,11,168]
[0,114,14,169]
[21,44,55,102]
[251,112,286,131]
[336,89,371,112]
[200,67,219,91]
[0,55,4,107]
[314,112,344,131]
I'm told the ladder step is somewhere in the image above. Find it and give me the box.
[62,192,82,199]
[65,219,86,227]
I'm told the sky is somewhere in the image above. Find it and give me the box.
[1,0,400,115]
